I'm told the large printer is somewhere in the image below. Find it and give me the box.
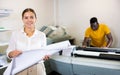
[46,46,120,75]
[72,46,120,60]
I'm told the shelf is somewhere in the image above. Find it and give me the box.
[0,28,11,46]
[0,42,8,46]
[0,27,12,32]
[0,62,9,69]
[0,9,12,17]
[0,63,9,69]
[0,55,9,69]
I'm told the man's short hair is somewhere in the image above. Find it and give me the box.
[90,17,98,24]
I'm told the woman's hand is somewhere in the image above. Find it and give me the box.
[43,55,50,60]
[9,50,22,58]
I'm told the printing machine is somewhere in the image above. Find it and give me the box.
[40,25,73,45]
[46,46,120,75]
[72,46,120,60]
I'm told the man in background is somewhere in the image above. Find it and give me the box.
[82,17,113,48]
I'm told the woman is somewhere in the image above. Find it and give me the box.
[6,8,49,75]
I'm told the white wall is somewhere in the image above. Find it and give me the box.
[0,0,54,30]
[1,0,120,48]
[56,0,120,48]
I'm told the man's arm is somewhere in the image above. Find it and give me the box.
[82,37,90,47]
[106,33,113,47]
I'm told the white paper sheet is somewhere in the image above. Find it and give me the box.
[4,40,71,75]
[73,50,100,56]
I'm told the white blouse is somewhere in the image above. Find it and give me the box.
[6,28,47,57]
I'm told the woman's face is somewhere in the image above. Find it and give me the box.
[22,11,36,29]
[90,22,99,31]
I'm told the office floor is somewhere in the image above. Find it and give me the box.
[0,67,6,75]
[47,71,61,75]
